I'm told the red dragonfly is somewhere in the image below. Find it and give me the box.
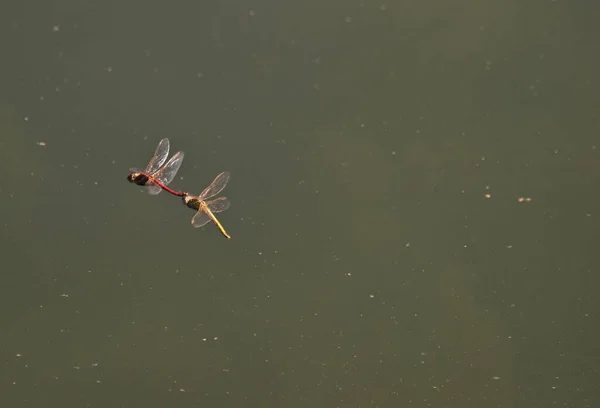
[127,138,185,196]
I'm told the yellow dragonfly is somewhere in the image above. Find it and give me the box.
[182,171,231,239]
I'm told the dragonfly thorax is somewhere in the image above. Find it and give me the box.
[127,172,149,186]
[183,195,202,211]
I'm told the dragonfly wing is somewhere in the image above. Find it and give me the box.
[152,151,184,186]
[191,210,211,228]
[199,171,230,200]
[146,184,163,195]
[145,138,170,174]
[206,197,230,214]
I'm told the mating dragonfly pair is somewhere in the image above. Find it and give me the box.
[127,138,231,239]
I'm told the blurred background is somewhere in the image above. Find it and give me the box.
[1,0,599,406]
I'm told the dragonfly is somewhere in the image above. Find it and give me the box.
[182,171,231,239]
[127,138,185,197]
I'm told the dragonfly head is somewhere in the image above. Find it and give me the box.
[182,194,199,210]
[127,172,148,186]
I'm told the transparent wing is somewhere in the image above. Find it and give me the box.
[152,151,184,185]
[145,138,170,174]
[191,210,211,228]
[205,197,230,214]
[146,184,163,195]
[199,171,230,200]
